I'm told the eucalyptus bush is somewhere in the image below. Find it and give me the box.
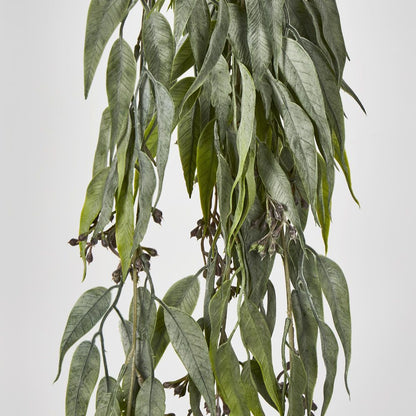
[56,0,364,415]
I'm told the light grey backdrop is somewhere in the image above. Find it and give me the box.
[1,0,415,414]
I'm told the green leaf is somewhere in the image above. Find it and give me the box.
[173,0,198,43]
[152,274,200,366]
[270,0,284,73]
[310,0,347,82]
[135,377,165,416]
[132,151,156,251]
[278,38,333,164]
[206,55,232,135]
[84,0,130,98]
[66,341,100,416]
[240,300,283,414]
[143,12,175,87]
[208,280,232,353]
[170,77,195,122]
[257,142,301,232]
[196,119,218,221]
[241,362,265,416]
[106,39,136,151]
[189,379,203,416]
[171,39,195,82]
[341,79,366,114]
[129,287,157,336]
[152,78,175,205]
[79,167,110,237]
[216,154,233,238]
[214,341,250,415]
[245,0,272,81]
[186,0,211,70]
[316,255,352,394]
[178,105,198,197]
[93,108,111,176]
[95,377,122,416]
[56,287,111,381]
[227,4,251,68]
[269,78,317,205]
[181,0,229,108]
[164,307,216,414]
[248,359,276,410]
[288,353,307,416]
[265,280,277,335]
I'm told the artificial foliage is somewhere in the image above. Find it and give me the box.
[56,0,364,415]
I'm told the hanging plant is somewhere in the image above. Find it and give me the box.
[56,0,364,415]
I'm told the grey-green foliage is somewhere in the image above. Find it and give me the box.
[60,0,362,415]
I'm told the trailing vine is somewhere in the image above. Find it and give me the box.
[56,0,364,415]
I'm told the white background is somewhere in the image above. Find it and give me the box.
[1,0,415,414]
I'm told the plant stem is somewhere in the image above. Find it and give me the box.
[127,254,139,416]
[281,227,295,351]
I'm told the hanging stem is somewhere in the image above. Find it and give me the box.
[281,227,295,351]
[126,253,139,416]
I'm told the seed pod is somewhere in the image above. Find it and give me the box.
[68,238,79,246]
[152,208,163,224]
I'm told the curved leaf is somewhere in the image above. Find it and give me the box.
[186,0,210,70]
[56,287,111,381]
[189,379,203,416]
[129,287,157,336]
[106,39,136,150]
[196,120,218,221]
[288,353,307,416]
[316,254,351,394]
[240,300,283,414]
[181,0,229,108]
[84,0,130,98]
[93,108,111,176]
[135,377,165,416]
[257,142,301,232]
[132,151,156,251]
[227,4,251,68]
[152,78,175,205]
[164,307,216,414]
[278,38,333,163]
[241,362,265,416]
[143,12,175,87]
[245,0,272,81]
[171,39,195,81]
[66,341,100,416]
[95,377,122,416]
[152,274,200,366]
[269,78,317,205]
[173,0,198,43]
[214,341,250,415]
[265,280,277,335]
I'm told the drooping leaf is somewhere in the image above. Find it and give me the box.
[132,151,156,251]
[288,352,307,416]
[269,77,318,206]
[241,362,266,416]
[257,142,301,232]
[227,4,251,68]
[66,341,100,416]
[188,379,203,416]
[270,0,284,73]
[95,377,122,416]
[106,39,136,152]
[245,0,272,81]
[214,341,250,415]
[208,280,232,353]
[248,359,276,410]
[171,37,195,81]
[93,108,111,176]
[143,12,175,87]
[240,300,283,414]
[196,119,218,221]
[164,307,216,414]
[178,105,198,197]
[173,0,198,43]
[278,38,333,164]
[152,274,200,366]
[170,77,195,123]
[56,287,111,381]
[206,55,232,135]
[152,79,175,205]
[265,280,277,335]
[181,0,229,108]
[84,0,130,98]
[341,79,366,114]
[135,377,165,416]
[316,254,352,394]
[309,0,347,82]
